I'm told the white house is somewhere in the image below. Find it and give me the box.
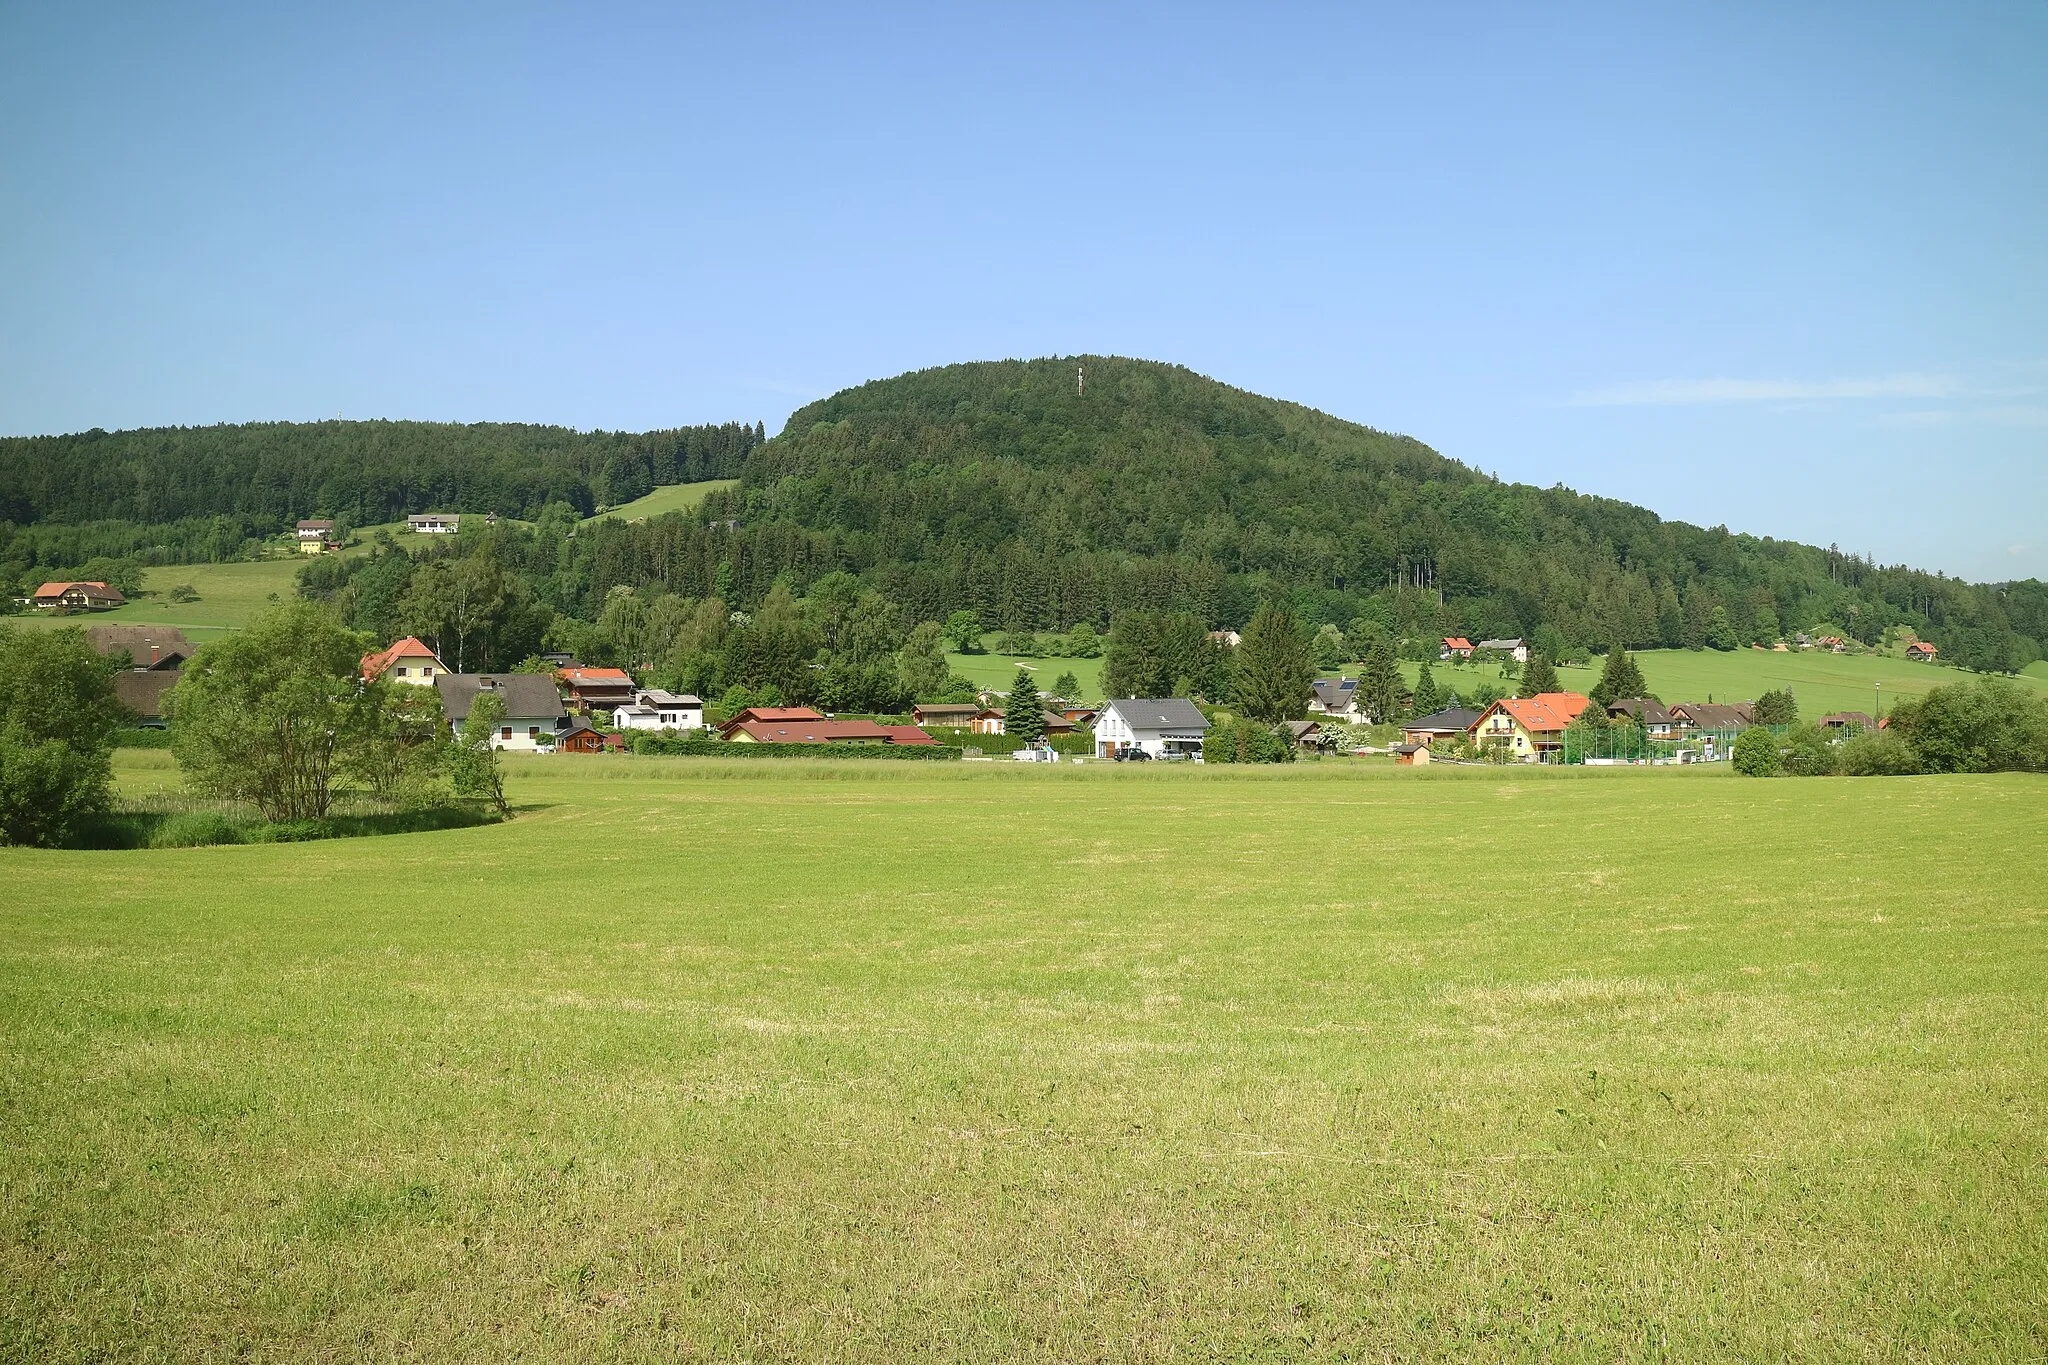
[433,673,567,751]
[614,689,705,732]
[1093,698,1209,760]
[407,513,461,534]
[1477,637,1530,663]
[1308,677,1364,722]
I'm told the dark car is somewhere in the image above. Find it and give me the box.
[1114,747,1152,762]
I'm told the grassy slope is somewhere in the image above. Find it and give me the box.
[7,559,304,641]
[585,479,738,523]
[1398,648,2048,716]
[4,758,2046,1360]
[946,648,1105,697]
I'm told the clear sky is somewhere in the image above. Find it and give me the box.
[3,3,2043,581]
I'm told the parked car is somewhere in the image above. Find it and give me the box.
[1113,748,1153,762]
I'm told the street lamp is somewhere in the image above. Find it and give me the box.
[1874,680,1881,726]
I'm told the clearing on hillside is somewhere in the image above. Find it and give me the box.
[585,479,738,523]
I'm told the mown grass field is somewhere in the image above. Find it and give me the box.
[946,647,1105,697]
[4,756,2045,1360]
[587,479,739,524]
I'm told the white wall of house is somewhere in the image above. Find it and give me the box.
[1093,703,1206,759]
[614,693,705,731]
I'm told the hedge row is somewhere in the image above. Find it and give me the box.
[629,735,963,760]
[923,730,1093,756]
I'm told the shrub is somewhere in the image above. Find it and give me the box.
[1202,715,1295,763]
[1731,726,1780,776]
[149,812,249,848]
[1837,730,1923,776]
[1777,724,1838,777]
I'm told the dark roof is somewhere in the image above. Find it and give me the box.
[1671,701,1754,730]
[85,626,192,670]
[1819,711,1876,728]
[1310,678,1358,706]
[113,670,178,720]
[434,673,567,724]
[1606,697,1673,725]
[1103,698,1209,731]
[1403,707,1481,733]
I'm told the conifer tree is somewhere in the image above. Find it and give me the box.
[1232,603,1315,722]
[1005,668,1046,744]
[1589,645,1648,706]
[1360,632,1406,723]
[1518,652,1560,697]
[1411,661,1443,717]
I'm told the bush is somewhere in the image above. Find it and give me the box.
[629,734,963,760]
[149,812,250,848]
[1731,726,1780,776]
[1202,715,1295,763]
[1892,676,2048,773]
[1838,730,1923,776]
[114,727,174,749]
[1777,724,1838,777]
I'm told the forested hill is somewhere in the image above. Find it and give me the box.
[0,418,763,527]
[688,356,2039,662]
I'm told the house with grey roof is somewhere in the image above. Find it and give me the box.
[614,689,705,732]
[433,673,567,751]
[1307,677,1363,722]
[1093,698,1209,760]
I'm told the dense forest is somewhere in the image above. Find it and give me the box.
[4,357,2043,676]
[0,419,763,529]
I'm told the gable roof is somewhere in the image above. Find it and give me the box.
[1403,707,1481,733]
[1474,692,1590,736]
[556,666,634,688]
[1819,711,1877,729]
[634,689,700,707]
[878,725,939,745]
[433,673,567,724]
[1670,701,1755,729]
[729,717,895,744]
[1906,641,1938,656]
[85,625,193,669]
[1606,697,1673,725]
[360,636,446,681]
[1442,637,1473,650]
[1102,698,1209,732]
[1310,678,1358,706]
[718,706,826,734]
[33,580,123,603]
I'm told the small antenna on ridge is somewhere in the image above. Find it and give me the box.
[1077,364,1085,397]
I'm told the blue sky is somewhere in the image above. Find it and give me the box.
[3,3,2043,580]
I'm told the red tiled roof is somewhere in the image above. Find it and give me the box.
[33,580,113,598]
[729,718,896,744]
[718,706,826,734]
[1471,692,1590,737]
[878,725,939,745]
[1443,637,1473,650]
[557,666,634,684]
[360,636,445,681]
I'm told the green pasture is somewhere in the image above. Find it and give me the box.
[945,647,1104,697]
[7,559,304,641]
[4,756,2045,1360]
[586,479,738,523]
[1403,647,2048,717]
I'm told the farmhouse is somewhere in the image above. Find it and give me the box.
[359,636,448,685]
[295,519,335,552]
[1605,697,1677,738]
[32,580,125,611]
[968,708,1075,736]
[1819,711,1877,732]
[407,513,461,534]
[726,718,898,745]
[1906,641,1938,662]
[911,703,980,728]
[1477,637,1530,663]
[86,625,191,672]
[555,665,636,712]
[1466,692,1590,761]
[718,706,825,737]
[1402,706,1480,746]
[1440,637,1474,660]
[1093,698,1208,760]
[613,690,704,731]
[1308,677,1364,722]
[1667,702,1755,734]
[433,673,567,751]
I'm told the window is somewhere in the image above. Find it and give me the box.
[501,726,512,740]
[395,666,408,677]
[528,727,539,739]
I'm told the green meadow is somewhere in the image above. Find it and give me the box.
[4,755,2045,1360]
[1411,648,2048,717]
[586,479,739,524]
[946,647,1106,697]
[8,559,305,642]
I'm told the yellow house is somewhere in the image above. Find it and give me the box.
[1467,692,1591,761]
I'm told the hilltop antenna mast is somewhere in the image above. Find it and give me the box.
[1077,364,1084,397]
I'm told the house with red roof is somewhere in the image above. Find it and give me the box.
[31,580,125,611]
[1440,637,1474,660]
[726,717,899,745]
[1466,692,1591,761]
[1905,641,1938,662]
[716,705,826,738]
[360,636,449,685]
